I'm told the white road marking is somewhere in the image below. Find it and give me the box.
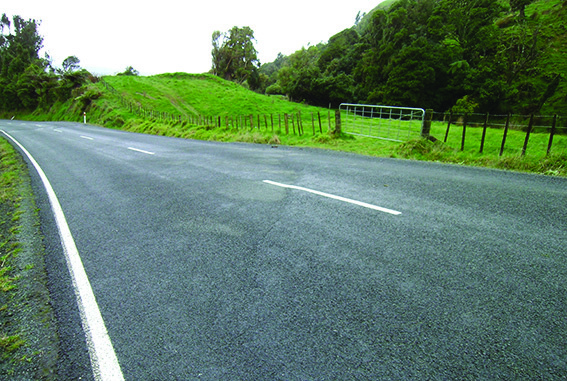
[263,180,402,216]
[54,129,63,133]
[128,147,155,155]
[81,136,94,140]
[0,130,124,381]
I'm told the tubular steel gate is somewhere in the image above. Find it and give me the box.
[340,103,425,142]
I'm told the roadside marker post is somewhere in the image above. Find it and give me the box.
[84,112,87,124]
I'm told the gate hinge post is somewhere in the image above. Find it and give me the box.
[421,109,433,139]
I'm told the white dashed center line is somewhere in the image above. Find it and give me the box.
[128,147,155,155]
[263,180,402,215]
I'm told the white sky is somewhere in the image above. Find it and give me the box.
[3,0,385,76]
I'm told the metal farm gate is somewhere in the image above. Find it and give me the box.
[340,104,425,142]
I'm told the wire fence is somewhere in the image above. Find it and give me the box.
[99,78,337,135]
[99,79,566,156]
[430,111,566,157]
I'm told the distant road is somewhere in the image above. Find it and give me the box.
[2,120,566,380]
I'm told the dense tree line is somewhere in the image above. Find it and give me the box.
[0,13,91,112]
[255,0,565,115]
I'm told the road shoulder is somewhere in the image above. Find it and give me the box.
[0,139,58,379]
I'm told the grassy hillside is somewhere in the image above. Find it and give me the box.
[102,73,326,118]
[9,72,566,176]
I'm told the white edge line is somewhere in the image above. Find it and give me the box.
[127,147,155,155]
[1,130,124,381]
[263,180,402,216]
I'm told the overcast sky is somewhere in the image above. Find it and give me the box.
[3,0,385,76]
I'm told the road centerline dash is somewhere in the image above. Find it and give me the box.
[128,147,155,155]
[80,135,94,140]
[263,180,402,215]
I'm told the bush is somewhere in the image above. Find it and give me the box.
[74,87,102,109]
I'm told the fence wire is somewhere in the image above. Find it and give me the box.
[432,112,566,156]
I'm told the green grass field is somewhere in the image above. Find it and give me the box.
[9,73,567,177]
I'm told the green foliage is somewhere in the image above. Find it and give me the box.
[61,55,80,73]
[451,95,479,114]
[117,66,139,76]
[260,0,567,115]
[0,14,92,113]
[211,26,259,89]
[0,139,24,363]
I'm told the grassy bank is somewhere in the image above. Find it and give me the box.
[5,73,566,177]
[0,138,58,378]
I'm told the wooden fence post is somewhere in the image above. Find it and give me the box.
[479,113,489,153]
[291,114,296,135]
[318,112,322,133]
[444,111,452,143]
[334,110,342,135]
[421,109,433,139]
[546,115,557,156]
[460,113,468,151]
[521,114,535,156]
[284,114,289,134]
[311,112,315,135]
[500,113,511,156]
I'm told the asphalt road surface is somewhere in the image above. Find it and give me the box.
[2,120,566,380]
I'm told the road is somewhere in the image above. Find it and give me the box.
[2,120,566,380]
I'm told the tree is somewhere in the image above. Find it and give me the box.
[510,0,534,18]
[117,66,139,76]
[381,38,448,109]
[0,13,10,34]
[62,55,80,73]
[0,14,45,110]
[318,28,361,75]
[353,0,438,104]
[0,14,91,112]
[275,46,322,103]
[211,26,259,87]
[430,0,505,64]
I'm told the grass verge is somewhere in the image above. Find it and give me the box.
[5,72,566,177]
[0,137,58,379]
[114,116,566,177]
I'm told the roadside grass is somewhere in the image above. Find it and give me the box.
[426,121,567,176]
[0,138,25,365]
[8,73,567,177]
[0,138,58,378]
[96,74,567,177]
